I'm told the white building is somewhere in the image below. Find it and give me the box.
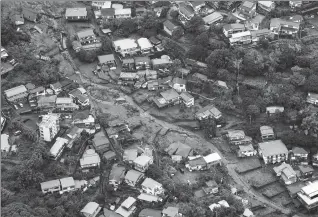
[50,137,69,160]
[1,134,10,153]
[258,1,275,12]
[4,85,28,102]
[80,149,101,169]
[38,113,60,142]
[137,38,153,54]
[115,8,131,19]
[113,39,139,57]
[81,202,102,217]
[92,1,111,9]
[59,177,76,194]
[141,178,164,196]
[297,181,318,210]
[289,1,302,9]
[229,31,252,46]
[202,12,223,25]
[40,179,61,194]
[116,197,137,217]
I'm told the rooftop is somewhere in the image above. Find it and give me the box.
[258,1,274,8]
[77,29,95,40]
[40,179,60,190]
[160,89,179,101]
[4,85,27,98]
[180,92,194,102]
[203,12,223,24]
[301,181,318,197]
[292,147,308,155]
[114,8,131,16]
[125,169,144,182]
[50,137,69,157]
[203,153,222,164]
[137,38,153,50]
[60,177,75,188]
[172,77,186,85]
[141,178,162,189]
[134,155,152,166]
[163,20,178,32]
[260,125,274,135]
[101,8,115,16]
[109,164,126,181]
[113,38,138,50]
[81,202,100,215]
[228,130,245,138]
[39,113,60,128]
[239,144,255,152]
[121,197,136,210]
[138,208,161,217]
[298,165,314,174]
[223,23,245,31]
[273,162,296,178]
[124,149,138,162]
[56,97,73,104]
[65,8,87,17]
[258,140,288,157]
[98,54,115,64]
[137,193,160,203]
[80,149,101,167]
[162,207,179,217]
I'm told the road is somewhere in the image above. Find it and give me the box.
[66,52,292,215]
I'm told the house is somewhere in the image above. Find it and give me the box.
[258,1,275,12]
[138,208,161,217]
[113,39,139,57]
[22,8,37,22]
[227,130,252,145]
[191,73,208,82]
[209,200,230,211]
[245,14,265,30]
[50,137,69,160]
[112,3,124,9]
[165,141,193,158]
[39,113,60,142]
[64,126,82,148]
[288,15,304,23]
[37,95,57,109]
[298,165,314,180]
[179,92,194,107]
[137,70,157,81]
[270,18,300,36]
[260,126,275,141]
[65,8,88,21]
[203,180,219,195]
[289,1,302,9]
[195,105,222,120]
[103,150,116,161]
[266,106,284,115]
[203,153,222,168]
[186,156,206,171]
[69,89,90,106]
[151,57,172,70]
[125,169,144,187]
[115,8,132,19]
[40,179,61,194]
[12,14,25,25]
[80,149,101,169]
[109,164,126,187]
[135,7,147,17]
[291,147,309,165]
[59,177,76,194]
[178,2,195,21]
[134,155,153,172]
[92,1,112,9]
[229,31,252,46]
[98,54,116,69]
[286,182,306,198]
[77,29,98,46]
[223,23,245,37]
[274,162,297,185]
[123,149,138,163]
[163,20,180,36]
[81,202,102,217]
[55,97,78,111]
[202,12,223,25]
[170,77,186,92]
[92,131,110,153]
[104,208,122,217]
[115,197,137,217]
[101,8,115,19]
[4,85,28,102]
[122,58,135,71]
[119,72,139,82]
[162,207,181,217]
[50,82,62,94]
[149,36,161,46]
[238,144,257,158]
[73,113,95,129]
[238,1,257,19]
[29,86,46,97]
[189,1,206,13]
[258,140,288,164]
[137,38,153,54]
[243,208,254,217]
[251,29,271,42]
[160,89,180,104]
[134,56,151,70]
[141,178,164,196]
[297,181,318,210]
[307,92,318,105]
[313,153,318,167]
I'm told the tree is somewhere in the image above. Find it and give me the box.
[162,38,186,59]
[170,10,179,19]
[1,17,30,46]
[187,45,208,61]
[160,6,170,18]
[172,26,184,39]
[242,49,265,76]
[296,56,311,68]
[305,75,318,92]
[206,49,233,70]
[290,74,305,87]
[100,36,113,53]
[246,104,260,122]
[258,37,269,49]
[77,50,97,63]
[2,202,41,217]
[146,164,164,180]
[195,31,209,47]
[310,59,318,72]
[185,16,205,33]
[200,118,217,139]
[119,19,138,37]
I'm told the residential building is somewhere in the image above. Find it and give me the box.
[202,12,223,25]
[245,14,265,30]
[229,31,252,46]
[141,178,164,196]
[165,141,193,158]
[55,97,78,111]
[37,95,57,109]
[69,89,90,106]
[179,92,194,107]
[112,3,124,9]
[81,202,102,217]
[104,209,122,217]
[59,177,76,194]
[1,134,10,153]
[50,82,62,94]
[109,164,126,187]
[286,182,306,198]
[92,131,110,153]
[73,114,95,129]
[243,209,254,217]
[103,150,116,161]
[298,165,314,180]
[137,38,153,54]
[22,8,37,22]
[80,149,101,169]
[38,113,60,142]
[115,8,131,19]
[227,130,252,145]
[115,197,137,217]
[139,209,161,217]
[251,29,271,42]
[195,105,222,120]
[162,207,181,217]
[149,36,161,46]
[137,70,157,80]
[40,179,61,194]
[313,153,318,167]
[297,181,318,210]
[160,89,180,104]
[289,1,302,9]
[29,86,46,97]
[64,126,82,148]
[4,85,28,102]
[119,72,139,82]
[186,156,206,171]
[163,20,180,36]
[65,8,88,21]
[12,14,25,25]
[209,200,230,211]
[203,153,222,168]
[151,57,172,70]
[258,140,288,164]
[77,29,98,46]
[170,77,186,92]
[123,149,138,164]
[237,144,257,158]
[98,54,116,69]
[178,2,195,21]
[92,1,111,9]
[134,155,153,172]
[134,56,151,70]
[238,1,257,19]
[125,169,144,187]
[100,8,115,19]
[266,106,284,115]
[291,147,309,165]
[307,92,318,105]
[258,1,275,12]
[189,1,205,13]
[135,7,147,17]
[223,23,245,37]
[113,39,139,57]
[50,137,69,160]
[288,14,304,23]
[270,18,300,36]
[260,126,275,141]
[274,162,297,185]
[203,180,219,195]
[122,58,135,71]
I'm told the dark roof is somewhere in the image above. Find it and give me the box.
[163,20,178,32]
[123,58,134,64]
[188,156,206,167]
[134,56,150,63]
[22,8,37,21]
[149,36,161,45]
[101,8,115,17]
[29,86,45,94]
[179,2,195,18]
[12,14,24,23]
[160,89,179,101]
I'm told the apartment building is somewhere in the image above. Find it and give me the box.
[141,178,164,196]
[113,39,139,57]
[50,137,69,160]
[115,8,131,19]
[270,18,300,36]
[55,97,79,111]
[251,29,271,42]
[38,113,60,142]
[273,162,297,185]
[76,29,99,46]
[137,38,153,54]
[59,177,76,194]
[297,181,318,210]
[227,130,252,146]
[223,23,245,37]
[134,155,153,172]
[65,8,88,21]
[258,140,288,164]
[4,85,28,102]
[229,31,252,46]
[291,147,309,165]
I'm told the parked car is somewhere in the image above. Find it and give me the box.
[19,103,23,108]
[13,130,22,136]
[30,103,37,107]
[179,168,185,174]
[13,104,18,110]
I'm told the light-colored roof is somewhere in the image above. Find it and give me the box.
[308,92,318,100]
[203,153,221,164]
[4,85,27,98]
[218,200,230,207]
[29,86,44,94]
[40,179,60,190]
[112,3,124,9]
[115,8,131,16]
[298,165,314,174]
[138,208,161,217]
[137,38,153,50]
[109,164,126,181]
[270,18,300,29]
[203,12,223,24]
[81,202,100,215]
[231,31,251,39]
[180,92,194,102]
[301,181,318,197]
[162,207,179,216]
[137,193,160,202]
[98,54,115,63]
[60,177,75,188]
[243,208,254,217]
[196,105,222,118]
[163,20,178,31]
[258,140,288,157]
[228,130,245,138]
[39,113,60,128]
[273,162,296,178]
[134,155,151,166]
[151,58,171,65]
[266,106,284,114]
[65,8,87,17]
[172,77,186,85]
[223,23,245,31]
[50,137,69,157]
[77,29,95,39]
[258,1,274,8]
[260,125,274,135]
[38,95,57,106]
[124,149,138,161]
[1,134,10,152]
[241,0,255,9]
[239,144,255,152]
[125,169,143,182]
[80,149,101,167]
[56,97,73,104]
[121,197,136,209]
[292,147,308,155]
[141,178,162,189]
[93,131,109,147]
[160,89,179,101]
